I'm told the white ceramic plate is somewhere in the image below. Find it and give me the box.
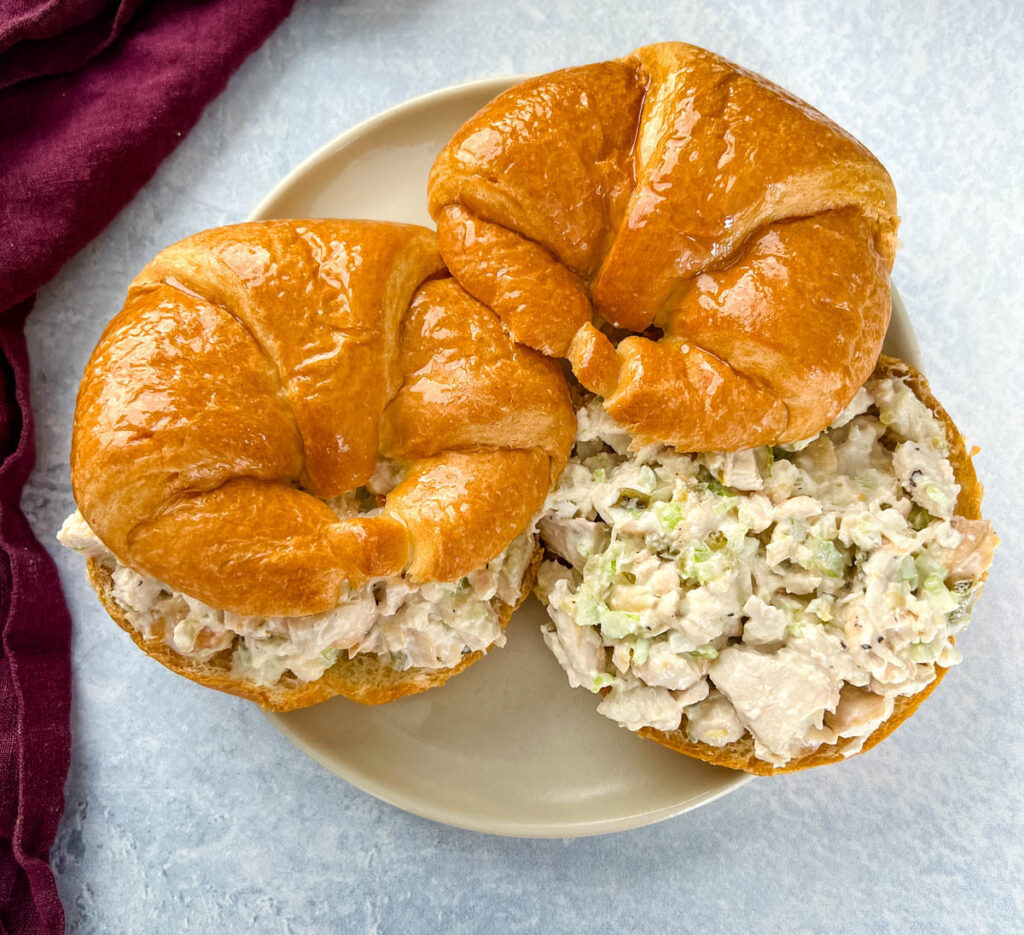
[250,77,921,838]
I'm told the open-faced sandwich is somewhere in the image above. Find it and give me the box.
[59,220,574,710]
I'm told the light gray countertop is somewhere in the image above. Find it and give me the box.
[23,1,1023,931]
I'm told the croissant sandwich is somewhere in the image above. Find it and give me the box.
[59,220,574,711]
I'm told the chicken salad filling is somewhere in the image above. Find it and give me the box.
[536,375,997,767]
[59,459,536,686]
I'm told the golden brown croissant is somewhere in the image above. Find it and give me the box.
[428,42,899,450]
[68,220,574,707]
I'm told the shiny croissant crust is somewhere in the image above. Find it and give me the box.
[428,42,900,450]
[71,220,575,619]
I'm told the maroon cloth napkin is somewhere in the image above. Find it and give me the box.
[0,2,294,932]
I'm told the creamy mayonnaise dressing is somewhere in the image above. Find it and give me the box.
[59,459,535,686]
[537,376,996,766]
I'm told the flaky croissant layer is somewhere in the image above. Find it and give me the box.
[429,42,900,450]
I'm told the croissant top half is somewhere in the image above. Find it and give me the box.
[428,42,899,450]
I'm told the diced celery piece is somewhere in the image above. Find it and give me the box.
[908,642,934,663]
[914,552,948,582]
[631,637,651,666]
[680,542,712,584]
[855,472,877,491]
[898,555,920,590]
[596,541,625,580]
[659,501,683,531]
[576,585,602,628]
[598,608,644,640]
[802,538,845,578]
[921,575,958,614]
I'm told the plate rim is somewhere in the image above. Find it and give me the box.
[266,693,751,838]
[248,75,530,223]
[251,75,918,838]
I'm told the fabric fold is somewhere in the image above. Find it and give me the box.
[0,1,145,89]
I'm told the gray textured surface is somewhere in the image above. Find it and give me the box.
[21,0,1023,931]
